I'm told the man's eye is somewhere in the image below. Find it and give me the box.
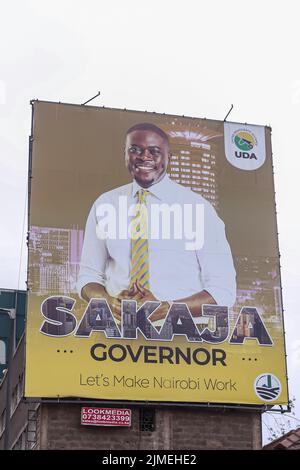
[150,148,161,156]
[130,146,141,154]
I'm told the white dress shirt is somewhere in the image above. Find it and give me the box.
[77,175,236,307]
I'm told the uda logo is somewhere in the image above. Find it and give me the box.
[254,374,281,402]
[224,122,266,171]
[233,129,257,153]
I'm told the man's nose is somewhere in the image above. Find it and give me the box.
[140,148,152,159]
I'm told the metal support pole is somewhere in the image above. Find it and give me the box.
[81,91,101,106]
[224,104,233,122]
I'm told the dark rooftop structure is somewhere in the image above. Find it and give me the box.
[264,427,300,450]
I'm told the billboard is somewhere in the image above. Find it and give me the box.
[24,101,288,406]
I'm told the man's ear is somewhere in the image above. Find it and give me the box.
[124,145,129,164]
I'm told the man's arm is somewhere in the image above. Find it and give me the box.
[195,202,236,307]
[175,290,217,316]
[144,289,216,323]
[77,201,109,299]
[122,282,216,322]
[81,282,109,303]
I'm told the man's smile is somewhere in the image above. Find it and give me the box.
[134,162,156,172]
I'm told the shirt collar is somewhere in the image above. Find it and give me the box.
[132,174,173,201]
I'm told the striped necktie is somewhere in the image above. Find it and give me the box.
[129,189,150,289]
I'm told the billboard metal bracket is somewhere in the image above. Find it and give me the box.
[224,104,233,121]
[23,397,280,413]
[81,91,101,106]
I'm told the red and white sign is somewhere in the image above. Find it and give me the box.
[81,407,132,427]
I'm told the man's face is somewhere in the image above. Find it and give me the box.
[125,130,170,188]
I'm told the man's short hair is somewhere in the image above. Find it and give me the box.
[126,122,170,146]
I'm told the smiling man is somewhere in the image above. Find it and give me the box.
[125,124,169,188]
[77,123,236,322]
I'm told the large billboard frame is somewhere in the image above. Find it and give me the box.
[24,99,290,411]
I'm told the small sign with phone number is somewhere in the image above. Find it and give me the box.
[81,407,132,427]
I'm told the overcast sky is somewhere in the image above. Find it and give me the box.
[1,0,300,444]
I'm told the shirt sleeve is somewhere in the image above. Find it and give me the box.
[196,203,236,307]
[77,202,109,298]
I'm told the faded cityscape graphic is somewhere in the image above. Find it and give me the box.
[28,226,83,295]
[164,119,221,210]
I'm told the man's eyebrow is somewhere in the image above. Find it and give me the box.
[129,144,162,149]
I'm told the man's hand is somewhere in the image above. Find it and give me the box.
[81,282,122,322]
[117,281,169,322]
[135,280,158,302]
[118,280,157,302]
[117,286,138,301]
[135,281,169,322]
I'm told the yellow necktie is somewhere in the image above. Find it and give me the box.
[129,189,150,289]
